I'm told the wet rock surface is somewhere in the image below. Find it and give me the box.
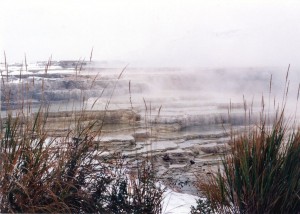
[92,121,239,195]
[1,64,268,196]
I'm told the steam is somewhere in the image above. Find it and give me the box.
[91,66,300,115]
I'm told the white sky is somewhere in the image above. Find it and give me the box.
[1,0,300,67]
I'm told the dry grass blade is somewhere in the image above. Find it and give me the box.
[0,56,164,213]
[89,47,93,62]
[194,69,300,213]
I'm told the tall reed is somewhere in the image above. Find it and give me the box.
[194,70,300,213]
[0,57,164,213]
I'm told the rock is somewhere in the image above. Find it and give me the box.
[39,109,140,125]
[199,143,230,154]
[97,135,135,144]
[162,154,171,162]
[152,124,182,132]
[132,131,150,140]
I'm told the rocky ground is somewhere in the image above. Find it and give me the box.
[26,107,247,196]
[0,61,272,196]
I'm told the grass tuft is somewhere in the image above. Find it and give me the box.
[0,57,164,213]
[194,70,300,213]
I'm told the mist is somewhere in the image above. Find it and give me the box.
[1,0,300,67]
[2,0,300,115]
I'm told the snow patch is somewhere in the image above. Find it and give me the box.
[162,188,200,214]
